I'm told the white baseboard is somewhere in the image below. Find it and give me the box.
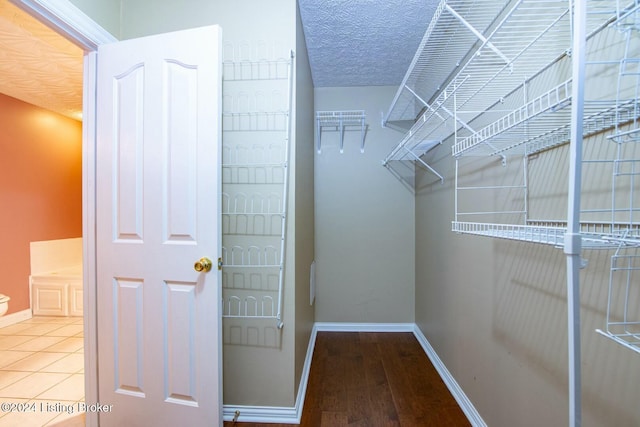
[222,326,317,424]
[222,404,299,424]
[222,322,485,427]
[412,326,487,427]
[315,322,415,332]
[0,309,32,328]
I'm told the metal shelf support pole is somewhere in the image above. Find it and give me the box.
[565,0,586,425]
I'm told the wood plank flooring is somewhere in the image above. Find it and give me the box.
[225,332,470,427]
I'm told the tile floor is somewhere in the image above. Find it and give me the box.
[0,316,85,427]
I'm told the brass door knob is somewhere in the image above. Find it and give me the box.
[194,257,213,272]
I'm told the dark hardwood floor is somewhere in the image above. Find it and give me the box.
[225,332,470,427]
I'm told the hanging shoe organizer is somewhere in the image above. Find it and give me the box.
[221,47,294,330]
[315,110,366,153]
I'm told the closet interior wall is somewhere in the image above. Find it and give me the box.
[313,86,416,324]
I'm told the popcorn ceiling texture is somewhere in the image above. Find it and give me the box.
[0,1,83,119]
[298,0,437,87]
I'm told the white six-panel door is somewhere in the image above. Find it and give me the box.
[95,26,222,426]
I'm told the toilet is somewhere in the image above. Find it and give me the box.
[0,294,10,316]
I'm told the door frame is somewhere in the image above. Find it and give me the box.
[9,1,117,426]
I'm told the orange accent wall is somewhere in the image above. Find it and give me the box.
[0,93,82,315]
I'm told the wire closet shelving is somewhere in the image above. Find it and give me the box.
[447,0,640,250]
[385,0,640,252]
[220,48,294,330]
[386,0,640,425]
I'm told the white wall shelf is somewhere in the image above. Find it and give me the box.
[315,110,366,153]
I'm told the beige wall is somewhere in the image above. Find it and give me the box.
[119,0,292,45]
[314,86,415,324]
[293,1,316,400]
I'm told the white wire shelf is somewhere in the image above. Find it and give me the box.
[453,95,640,157]
[597,329,640,354]
[383,141,443,183]
[383,0,577,181]
[384,0,625,171]
[316,110,366,153]
[452,220,640,248]
[383,99,446,161]
[528,220,640,239]
[609,127,640,143]
[384,0,510,126]
[452,221,566,245]
[385,0,614,126]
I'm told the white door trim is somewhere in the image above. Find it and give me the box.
[80,49,99,427]
[9,0,117,50]
[8,2,117,426]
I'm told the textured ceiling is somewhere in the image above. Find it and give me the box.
[0,0,437,121]
[0,0,83,120]
[298,0,437,87]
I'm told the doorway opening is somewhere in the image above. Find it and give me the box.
[0,0,87,423]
